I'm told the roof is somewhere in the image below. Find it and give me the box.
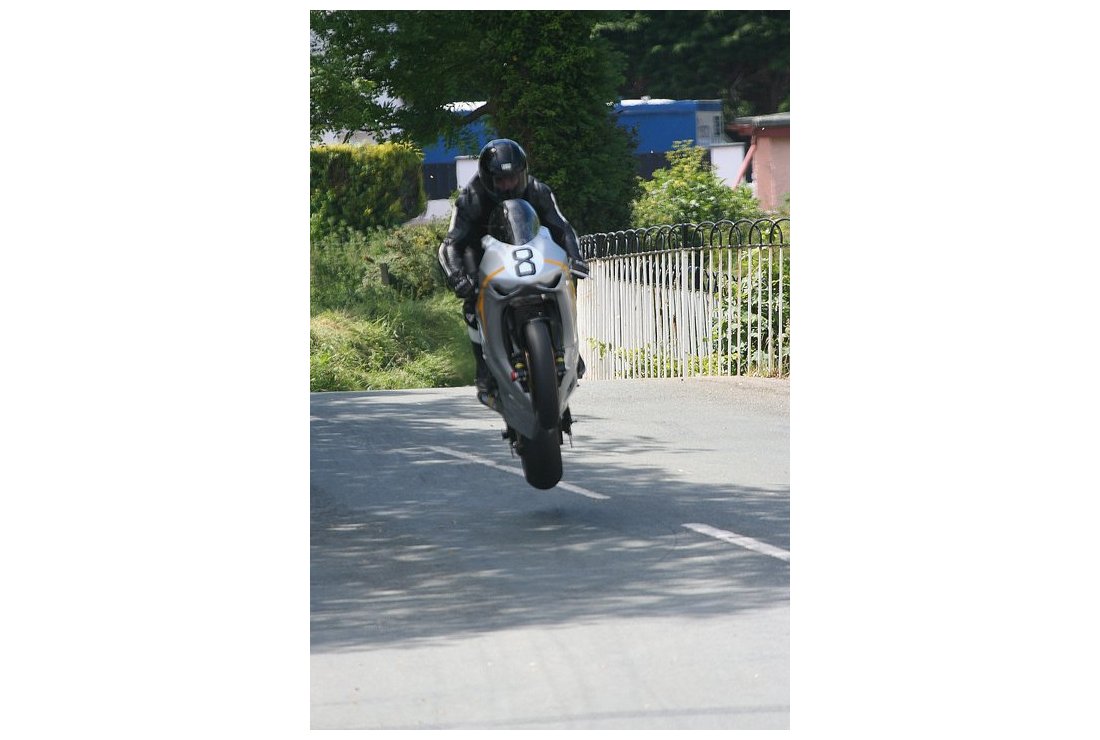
[444,101,487,112]
[615,98,723,114]
[732,112,790,128]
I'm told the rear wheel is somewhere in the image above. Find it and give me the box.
[520,320,562,488]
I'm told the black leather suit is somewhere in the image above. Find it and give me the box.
[438,173,583,336]
[435,174,580,296]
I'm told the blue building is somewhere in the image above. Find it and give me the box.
[421,121,494,166]
[612,98,725,179]
[613,98,724,151]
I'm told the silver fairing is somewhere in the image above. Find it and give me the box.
[477,226,579,439]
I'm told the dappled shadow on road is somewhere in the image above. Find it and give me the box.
[311,390,789,653]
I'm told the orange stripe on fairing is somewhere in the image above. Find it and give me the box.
[545,258,576,297]
[477,267,506,329]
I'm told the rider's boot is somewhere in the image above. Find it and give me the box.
[472,341,495,408]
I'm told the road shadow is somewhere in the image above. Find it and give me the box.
[311,390,789,653]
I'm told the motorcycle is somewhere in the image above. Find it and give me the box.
[474,199,581,490]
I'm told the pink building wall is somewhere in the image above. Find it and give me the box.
[729,114,790,213]
[754,133,790,212]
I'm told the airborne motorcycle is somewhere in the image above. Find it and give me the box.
[475,199,582,490]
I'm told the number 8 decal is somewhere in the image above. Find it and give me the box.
[513,248,536,277]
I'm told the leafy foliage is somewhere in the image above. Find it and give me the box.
[361,220,450,300]
[310,10,639,233]
[473,11,640,234]
[310,142,426,237]
[309,219,471,391]
[595,10,790,119]
[631,141,761,227]
[712,248,790,376]
[310,219,449,312]
[309,228,372,310]
[310,11,487,146]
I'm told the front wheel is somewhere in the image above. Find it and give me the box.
[520,319,562,488]
[524,320,560,431]
[518,428,562,489]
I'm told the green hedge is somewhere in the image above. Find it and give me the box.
[310,142,426,237]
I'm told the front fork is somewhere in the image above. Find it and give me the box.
[504,315,568,390]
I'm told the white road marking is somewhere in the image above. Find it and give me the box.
[429,446,611,500]
[682,523,790,562]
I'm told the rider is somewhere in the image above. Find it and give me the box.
[437,138,589,405]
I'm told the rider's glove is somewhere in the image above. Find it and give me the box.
[570,257,590,280]
[450,273,477,299]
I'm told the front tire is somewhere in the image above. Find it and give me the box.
[519,428,562,489]
[520,320,562,488]
[524,320,560,431]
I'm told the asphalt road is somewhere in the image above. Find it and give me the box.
[310,376,790,729]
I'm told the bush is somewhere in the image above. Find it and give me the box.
[362,220,450,299]
[310,220,449,312]
[310,141,426,238]
[309,218,472,391]
[631,141,762,227]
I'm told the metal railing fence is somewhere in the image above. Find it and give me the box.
[576,218,790,380]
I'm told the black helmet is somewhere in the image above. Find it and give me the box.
[478,139,529,202]
[488,199,540,246]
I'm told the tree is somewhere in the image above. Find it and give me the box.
[310,11,487,146]
[310,10,639,233]
[595,10,790,119]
